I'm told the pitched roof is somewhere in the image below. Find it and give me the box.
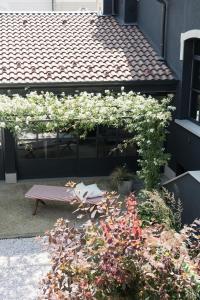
[0,12,174,84]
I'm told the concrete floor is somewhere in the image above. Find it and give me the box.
[0,177,111,239]
[0,237,50,300]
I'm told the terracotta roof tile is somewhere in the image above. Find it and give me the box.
[0,12,174,84]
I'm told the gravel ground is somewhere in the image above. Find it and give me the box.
[0,238,50,300]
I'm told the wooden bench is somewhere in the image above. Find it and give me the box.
[25,184,102,215]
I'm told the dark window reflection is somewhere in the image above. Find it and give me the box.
[58,132,78,159]
[0,129,2,149]
[98,126,118,157]
[79,138,97,158]
[17,131,78,160]
[191,92,200,122]
[18,140,45,159]
[17,127,136,160]
[194,40,200,55]
[193,60,200,90]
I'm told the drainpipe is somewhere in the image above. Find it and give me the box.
[156,0,168,60]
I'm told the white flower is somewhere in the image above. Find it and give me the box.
[0,122,5,128]
[14,125,20,132]
[25,116,32,125]
[15,117,21,122]
[0,89,172,189]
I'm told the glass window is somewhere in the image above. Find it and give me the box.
[16,127,135,160]
[0,129,2,148]
[115,128,136,157]
[18,132,37,140]
[193,60,200,90]
[38,132,57,139]
[97,126,118,157]
[194,40,200,56]
[190,92,200,122]
[0,129,3,179]
[189,39,200,124]
[58,132,78,159]
[17,130,78,160]
[78,127,97,158]
[79,138,97,158]
[17,140,45,159]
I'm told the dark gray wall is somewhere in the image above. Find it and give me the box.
[167,123,200,172]
[114,0,137,24]
[137,0,200,175]
[137,0,163,56]
[164,173,200,224]
[103,0,112,15]
[138,0,200,77]
[165,0,185,75]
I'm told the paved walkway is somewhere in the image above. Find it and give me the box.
[0,238,50,300]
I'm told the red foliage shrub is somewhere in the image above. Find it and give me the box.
[39,192,200,300]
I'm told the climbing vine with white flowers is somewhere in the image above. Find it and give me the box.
[0,89,175,189]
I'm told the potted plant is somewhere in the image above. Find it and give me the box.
[110,165,134,195]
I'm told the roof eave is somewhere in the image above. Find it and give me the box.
[0,79,178,91]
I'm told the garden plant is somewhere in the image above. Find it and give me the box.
[39,187,200,300]
[0,89,174,189]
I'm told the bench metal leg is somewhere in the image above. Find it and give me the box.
[40,200,46,206]
[33,199,39,216]
[32,199,46,215]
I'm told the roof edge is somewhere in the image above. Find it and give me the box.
[0,79,178,93]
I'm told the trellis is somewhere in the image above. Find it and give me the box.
[0,89,174,189]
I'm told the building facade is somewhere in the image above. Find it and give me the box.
[104,0,200,177]
[1,0,198,181]
[136,0,200,176]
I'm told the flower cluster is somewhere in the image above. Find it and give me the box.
[0,90,174,189]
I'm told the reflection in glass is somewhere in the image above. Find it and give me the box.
[0,129,2,148]
[191,92,200,122]
[38,132,57,139]
[17,140,45,159]
[194,40,200,55]
[117,145,137,157]
[16,127,135,160]
[98,126,118,157]
[193,60,200,90]
[17,130,78,160]
[18,132,37,140]
[79,138,97,158]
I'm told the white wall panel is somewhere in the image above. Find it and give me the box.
[0,0,97,11]
[54,0,97,11]
[0,0,52,11]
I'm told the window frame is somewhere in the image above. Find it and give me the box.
[188,39,200,124]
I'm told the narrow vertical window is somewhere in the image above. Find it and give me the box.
[190,39,200,123]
